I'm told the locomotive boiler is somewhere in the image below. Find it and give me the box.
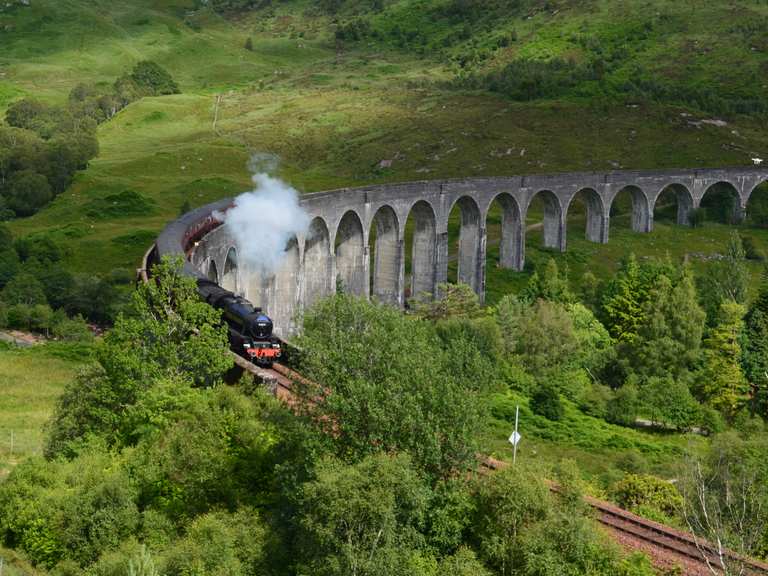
[196,279,282,367]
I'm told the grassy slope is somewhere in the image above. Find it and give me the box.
[2,0,768,493]
[3,0,768,277]
[0,344,85,479]
[482,390,707,490]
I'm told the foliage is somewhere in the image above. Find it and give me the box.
[163,509,267,576]
[411,282,482,320]
[743,270,768,418]
[606,382,640,427]
[530,382,564,421]
[626,267,705,382]
[296,453,432,576]
[45,257,231,457]
[1,272,47,306]
[522,258,573,304]
[698,232,749,323]
[127,545,160,576]
[742,235,765,261]
[697,302,749,417]
[472,464,627,576]
[600,254,647,343]
[5,170,51,217]
[128,61,180,97]
[643,375,701,432]
[130,386,280,520]
[680,432,768,573]
[296,294,486,480]
[611,473,683,524]
[504,299,579,376]
[0,447,139,569]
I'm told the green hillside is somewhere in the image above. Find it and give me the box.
[2,0,768,282]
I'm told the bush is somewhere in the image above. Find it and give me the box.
[1,272,48,306]
[5,170,52,216]
[606,382,639,426]
[530,381,565,421]
[611,473,683,523]
[578,382,612,418]
[482,57,598,101]
[52,315,93,342]
[295,453,431,576]
[297,294,486,480]
[129,61,180,96]
[163,509,267,576]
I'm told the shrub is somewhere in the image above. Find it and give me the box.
[578,382,612,418]
[1,272,48,306]
[297,294,486,480]
[129,61,180,96]
[295,453,431,576]
[83,190,155,220]
[163,509,267,576]
[611,473,683,522]
[5,170,52,216]
[52,315,93,342]
[607,382,639,426]
[530,381,565,421]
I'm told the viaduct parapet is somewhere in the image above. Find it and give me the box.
[156,167,768,335]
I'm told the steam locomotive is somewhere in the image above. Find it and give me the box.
[196,279,282,367]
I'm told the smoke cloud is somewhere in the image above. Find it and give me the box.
[220,155,310,276]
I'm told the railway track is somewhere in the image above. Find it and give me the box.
[481,457,768,576]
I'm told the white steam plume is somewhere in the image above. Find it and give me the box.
[219,155,310,276]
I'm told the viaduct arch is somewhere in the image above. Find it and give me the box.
[164,167,768,336]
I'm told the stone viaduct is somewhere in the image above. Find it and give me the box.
[160,167,768,335]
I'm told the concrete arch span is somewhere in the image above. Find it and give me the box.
[406,200,438,300]
[654,183,694,226]
[486,192,523,272]
[334,210,367,298]
[609,185,651,233]
[747,178,768,203]
[745,179,768,226]
[450,196,483,294]
[370,205,402,306]
[700,181,743,224]
[527,189,564,251]
[567,188,606,243]
[222,247,239,293]
[304,217,333,310]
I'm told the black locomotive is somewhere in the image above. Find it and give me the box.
[196,279,282,367]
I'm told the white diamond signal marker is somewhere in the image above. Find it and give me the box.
[508,431,522,446]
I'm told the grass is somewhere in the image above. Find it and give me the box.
[2,1,768,277]
[482,390,707,492]
[0,343,89,479]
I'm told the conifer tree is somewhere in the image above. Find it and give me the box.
[523,258,573,303]
[743,267,768,417]
[629,267,705,380]
[697,302,749,416]
[700,231,749,322]
[601,254,644,342]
